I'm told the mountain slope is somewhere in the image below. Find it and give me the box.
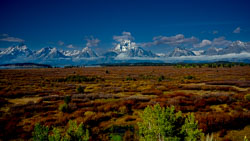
[62,47,98,58]
[113,40,157,58]
[219,41,250,55]
[0,44,33,61]
[168,47,195,57]
[34,47,67,59]
[202,47,222,56]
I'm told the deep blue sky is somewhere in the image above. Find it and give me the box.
[0,0,250,53]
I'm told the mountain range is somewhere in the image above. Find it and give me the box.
[0,40,250,65]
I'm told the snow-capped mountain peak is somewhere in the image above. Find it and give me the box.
[0,44,32,57]
[114,39,137,52]
[61,47,98,58]
[35,47,66,59]
[62,50,81,56]
[233,40,245,47]
[202,47,222,56]
[218,41,250,55]
[192,50,204,56]
[112,39,157,58]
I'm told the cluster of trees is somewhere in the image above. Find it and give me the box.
[138,104,203,141]
[57,75,97,83]
[35,104,204,141]
[175,62,249,68]
[33,120,89,141]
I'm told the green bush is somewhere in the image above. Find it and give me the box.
[59,103,69,113]
[158,75,165,82]
[65,120,89,141]
[245,94,250,101]
[59,95,72,113]
[48,128,61,141]
[32,121,89,141]
[110,133,123,141]
[244,136,249,141]
[184,75,195,80]
[33,123,49,141]
[57,75,96,83]
[138,104,203,141]
[76,86,85,94]
[126,76,136,81]
[64,95,71,104]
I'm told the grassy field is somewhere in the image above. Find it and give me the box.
[0,66,250,140]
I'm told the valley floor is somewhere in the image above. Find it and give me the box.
[0,66,250,140]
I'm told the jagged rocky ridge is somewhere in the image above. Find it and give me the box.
[0,40,250,65]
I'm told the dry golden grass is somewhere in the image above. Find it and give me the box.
[0,66,250,140]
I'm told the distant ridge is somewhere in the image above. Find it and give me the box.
[0,63,52,68]
[99,61,250,67]
[0,40,250,65]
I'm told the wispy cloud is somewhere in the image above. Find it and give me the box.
[141,34,198,47]
[113,31,134,42]
[114,52,250,62]
[85,36,100,47]
[194,36,232,48]
[233,27,241,33]
[212,36,232,47]
[194,39,212,48]
[0,34,25,43]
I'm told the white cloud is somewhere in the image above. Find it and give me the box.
[85,36,100,47]
[58,40,64,46]
[114,52,250,63]
[212,36,232,47]
[141,34,199,47]
[194,39,212,48]
[193,36,232,48]
[113,31,134,42]
[233,27,241,33]
[0,36,25,43]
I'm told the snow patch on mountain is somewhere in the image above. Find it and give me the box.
[192,50,204,56]
[34,47,66,59]
[112,39,157,58]
[62,47,98,58]
[0,44,33,62]
[169,47,195,57]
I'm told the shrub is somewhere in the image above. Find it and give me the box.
[57,75,96,83]
[205,134,214,141]
[244,136,249,141]
[59,103,69,113]
[76,86,85,94]
[48,128,61,141]
[184,75,195,80]
[105,70,109,74]
[138,104,203,141]
[110,133,123,141]
[65,120,89,141]
[33,123,49,141]
[126,77,136,81]
[59,95,72,113]
[158,75,165,82]
[32,121,89,141]
[64,95,71,104]
[245,94,250,101]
